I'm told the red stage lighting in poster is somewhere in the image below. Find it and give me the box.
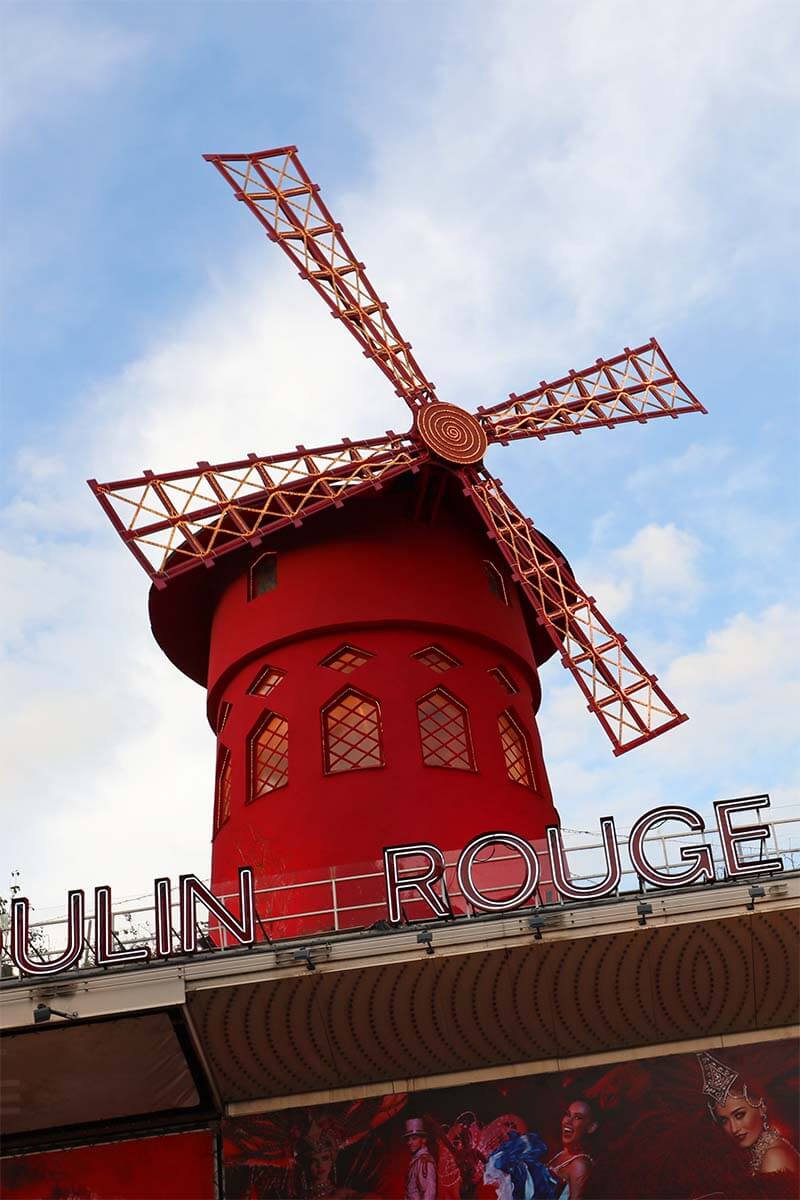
[222,1040,799,1199]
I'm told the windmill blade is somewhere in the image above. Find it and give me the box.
[89,433,425,587]
[478,339,705,444]
[205,146,437,411]
[463,469,688,755]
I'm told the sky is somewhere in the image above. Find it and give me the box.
[1,0,799,914]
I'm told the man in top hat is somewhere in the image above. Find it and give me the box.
[404,1117,437,1200]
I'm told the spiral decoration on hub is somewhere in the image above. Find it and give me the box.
[416,403,488,465]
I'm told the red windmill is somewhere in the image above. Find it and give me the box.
[89,145,705,914]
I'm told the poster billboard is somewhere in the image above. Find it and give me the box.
[223,1039,799,1199]
[0,1129,216,1199]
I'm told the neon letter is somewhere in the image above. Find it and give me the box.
[180,867,255,953]
[547,818,622,900]
[11,891,84,977]
[629,806,714,888]
[383,843,449,923]
[714,795,783,879]
[154,877,173,957]
[457,832,539,913]
[94,886,151,967]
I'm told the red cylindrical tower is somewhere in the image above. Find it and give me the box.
[149,472,561,924]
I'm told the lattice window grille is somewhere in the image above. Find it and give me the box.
[215,747,232,831]
[484,559,509,605]
[248,664,286,697]
[411,645,462,673]
[249,712,289,800]
[248,552,278,601]
[498,710,534,788]
[323,690,384,773]
[320,644,374,674]
[489,666,519,694]
[417,689,475,771]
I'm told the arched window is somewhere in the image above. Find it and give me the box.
[248,552,278,601]
[248,712,289,801]
[214,746,232,832]
[484,560,509,605]
[322,689,384,774]
[216,700,232,733]
[498,709,534,788]
[417,689,475,771]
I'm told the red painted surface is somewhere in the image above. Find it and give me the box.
[150,478,561,918]
[0,1130,216,1199]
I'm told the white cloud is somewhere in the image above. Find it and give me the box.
[572,522,705,622]
[664,603,800,755]
[626,442,773,504]
[616,523,704,607]
[345,0,799,388]
[0,11,145,143]
[626,443,733,491]
[542,602,800,832]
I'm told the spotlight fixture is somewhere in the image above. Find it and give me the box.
[293,947,316,971]
[33,1003,78,1024]
[746,884,766,912]
[528,915,546,941]
[636,901,653,927]
[416,929,434,956]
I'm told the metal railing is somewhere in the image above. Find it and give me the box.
[2,814,798,977]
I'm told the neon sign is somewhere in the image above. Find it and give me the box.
[2,797,783,977]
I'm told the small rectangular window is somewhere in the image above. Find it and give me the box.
[484,560,509,605]
[489,666,518,694]
[248,665,285,697]
[214,747,232,832]
[248,553,278,600]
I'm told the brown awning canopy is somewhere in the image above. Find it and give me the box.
[188,906,799,1105]
[1,1012,201,1136]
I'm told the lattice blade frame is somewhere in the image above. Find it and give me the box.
[205,146,437,411]
[89,433,426,586]
[462,468,688,754]
[479,339,706,444]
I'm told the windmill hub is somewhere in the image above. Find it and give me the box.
[415,402,488,464]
